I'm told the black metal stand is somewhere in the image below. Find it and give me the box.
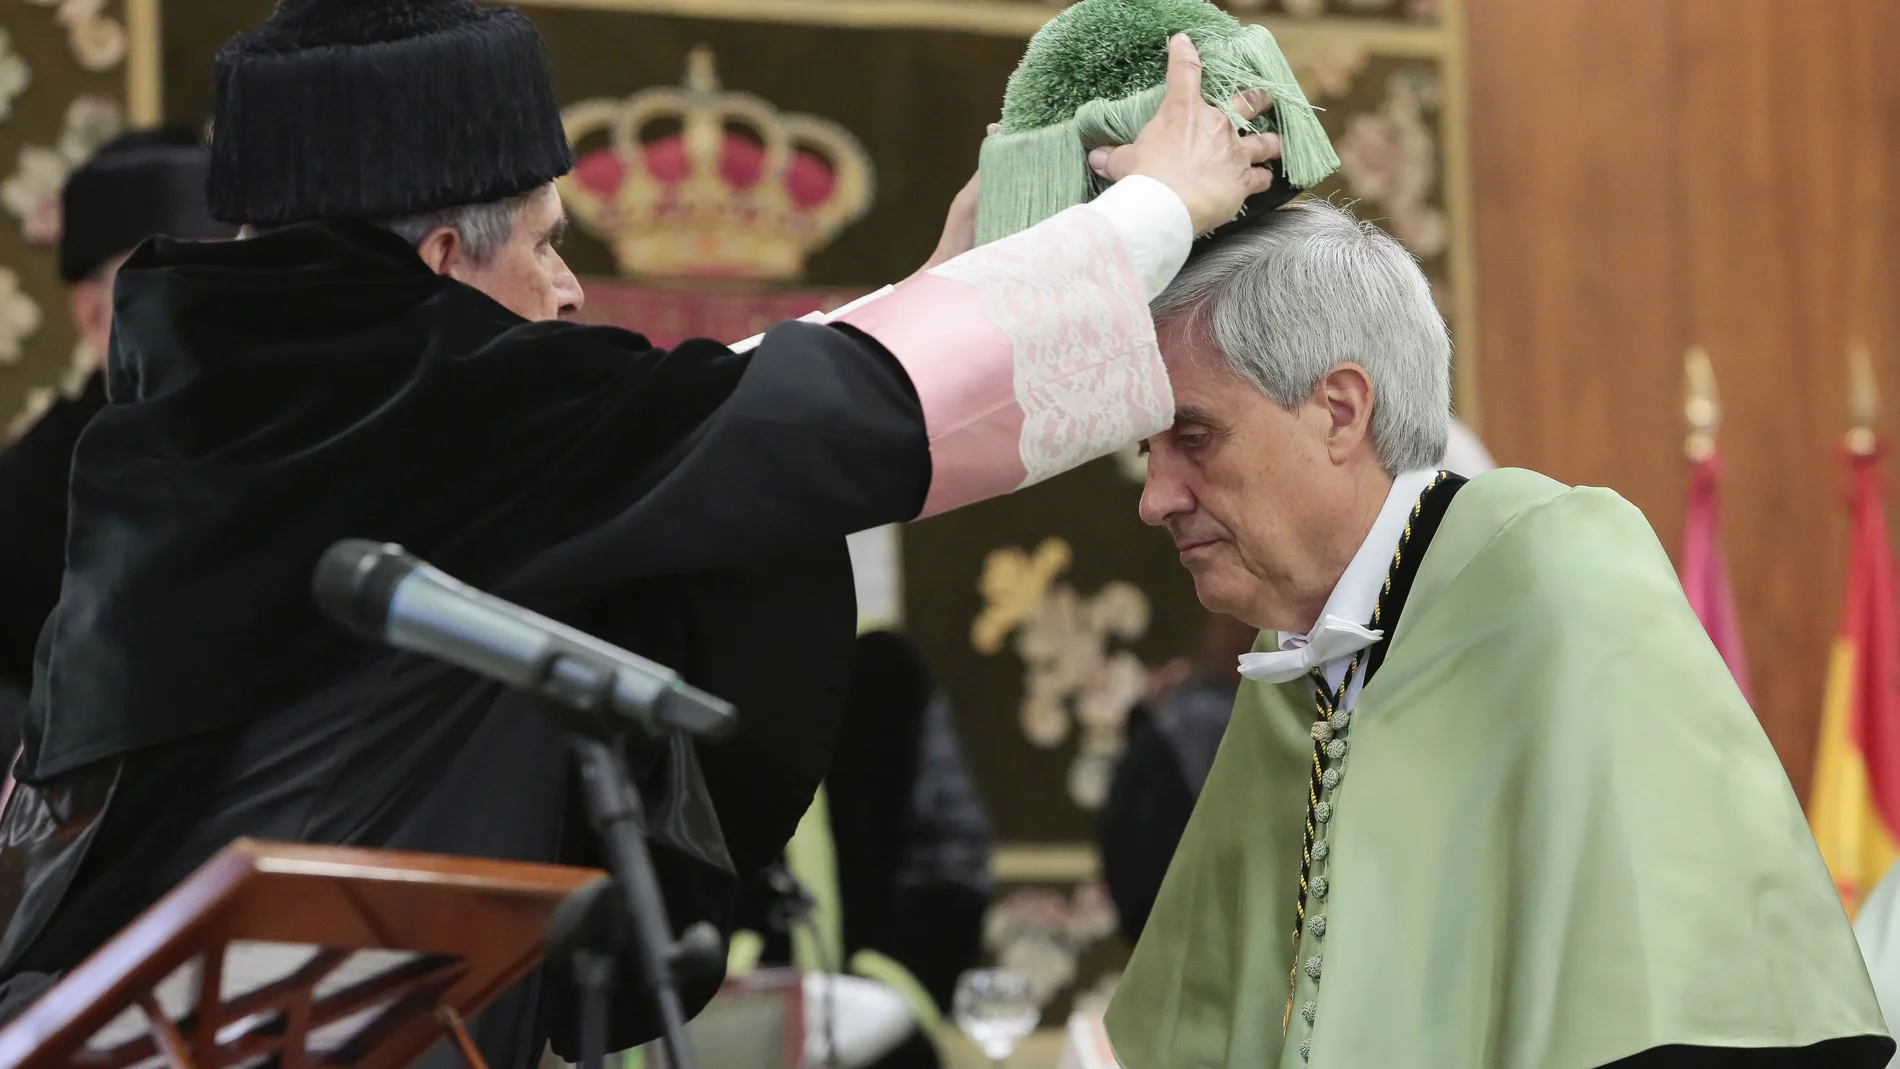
[568,733,700,1069]
[572,948,612,1069]
[536,659,722,1069]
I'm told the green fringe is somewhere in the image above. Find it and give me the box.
[1223,25,1338,189]
[975,23,1339,245]
[976,119,1092,246]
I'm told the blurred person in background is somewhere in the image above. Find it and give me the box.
[0,128,233,762]
[731,630,993,1069]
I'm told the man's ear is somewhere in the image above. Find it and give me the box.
[68,282,112,366]
[1319,362,1375,462]
[68,283,109,340]
[412,225,461,276]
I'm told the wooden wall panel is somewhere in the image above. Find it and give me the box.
[1465,0,1683,511]
[1467,0,1900,795]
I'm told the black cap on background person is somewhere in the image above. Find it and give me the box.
[59,126,233,370]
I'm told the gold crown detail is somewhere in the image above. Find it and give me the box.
[559,48,875,282]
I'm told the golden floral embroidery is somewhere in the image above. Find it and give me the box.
[0,267,43,368]
[2,147,69,246]
[1282,38,1372,104]
[5,387,56,443]
[1336,68,1448,258]
[983,881,1118,1008]
[58,93,121,158]
[0,31,30,123]
[3,94,124,245]
[972,539,1073,656]
[26,0,128,73]
[975,540,1152,810]
[61,337,97,396]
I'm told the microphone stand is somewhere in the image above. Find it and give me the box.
[568,733,699,1069]
[535,651,710,1069]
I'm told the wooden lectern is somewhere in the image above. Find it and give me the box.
[0,838,597,1069]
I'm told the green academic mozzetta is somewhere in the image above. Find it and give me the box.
[1106,469,1888,1068]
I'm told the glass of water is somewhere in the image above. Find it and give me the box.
[953,968,1040,1068]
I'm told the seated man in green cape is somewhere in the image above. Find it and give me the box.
[1105,198,1891,1069]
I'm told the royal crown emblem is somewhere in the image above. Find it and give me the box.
[559,48,875,282]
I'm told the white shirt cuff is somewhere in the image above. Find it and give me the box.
[1086,175,1194,302]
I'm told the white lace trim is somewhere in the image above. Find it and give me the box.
[930,205,1171,488]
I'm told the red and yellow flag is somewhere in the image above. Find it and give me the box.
[1810,446,1900,917]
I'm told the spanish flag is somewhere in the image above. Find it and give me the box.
[1810,445,1900,917]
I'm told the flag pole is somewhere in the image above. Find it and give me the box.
[1849,341,1879,456]
[1678,345,1749,699]
[1684,345,1719,462]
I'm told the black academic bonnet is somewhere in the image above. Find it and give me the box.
[1187,167,1300,258]
[59,127,236,283]
[206,0,575,225]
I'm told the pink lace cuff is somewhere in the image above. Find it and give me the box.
[841,202,1172,518]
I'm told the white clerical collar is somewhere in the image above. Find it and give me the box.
[1237,469,1438,686]
[1282,468,1439,654]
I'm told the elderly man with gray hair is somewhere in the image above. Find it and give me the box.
[1102,200,1890,1069]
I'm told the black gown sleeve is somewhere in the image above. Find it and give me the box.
[501,319,932,607]
[1098,707,1198,944]
[0,376,106,762]
[0,376,103,692]
[24,305,931,780]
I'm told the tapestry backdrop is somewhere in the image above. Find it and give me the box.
[0,0,1471,1015]
[0,0,145,440]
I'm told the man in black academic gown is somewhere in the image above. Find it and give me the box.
[0,2,1280,1065]
[0,128,233,757]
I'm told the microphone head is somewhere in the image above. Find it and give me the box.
[656,683,738,741]
[313,539,420,639]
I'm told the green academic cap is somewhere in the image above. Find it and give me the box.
[977,0,1339,246]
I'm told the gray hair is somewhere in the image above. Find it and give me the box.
[375,188,536,264]
[1152,199,1451,474]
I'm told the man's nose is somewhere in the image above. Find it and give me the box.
[1138,456,1192,527]
[555,257,585,318]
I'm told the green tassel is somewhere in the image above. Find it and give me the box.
[975,119,1091,246]
[1221,25,1338,189]
[976,20,1339,244]
[1073,82,1167,149]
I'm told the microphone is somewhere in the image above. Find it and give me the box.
[312,540,736,740]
